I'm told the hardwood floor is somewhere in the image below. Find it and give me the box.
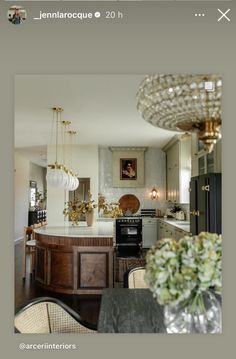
[14,240,101,327]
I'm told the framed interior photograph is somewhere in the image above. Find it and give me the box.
[110,147,146,187]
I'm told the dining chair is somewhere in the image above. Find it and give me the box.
[15,297,97,333]
[123,266,148,289]
[22,221,48,278]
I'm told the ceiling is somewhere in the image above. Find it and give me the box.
[15,75,179,167]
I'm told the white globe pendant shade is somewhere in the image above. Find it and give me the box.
[63,172,70,191]
[64,173,74,191]
[70,177,79,191]
[70,176,76,191]
[62,172,79,191]
[64,173,72,191]
[46,167,68,188]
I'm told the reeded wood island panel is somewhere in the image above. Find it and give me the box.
[34,224,114,295]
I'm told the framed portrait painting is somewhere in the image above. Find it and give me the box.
[120,158,137,180]
[110,147,146,188]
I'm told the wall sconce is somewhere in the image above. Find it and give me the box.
[150,188,158,200]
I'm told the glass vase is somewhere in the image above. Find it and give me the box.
[164,291,222,334]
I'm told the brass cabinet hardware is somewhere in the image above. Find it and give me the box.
[190,210,200,216]
[201,185,210,191]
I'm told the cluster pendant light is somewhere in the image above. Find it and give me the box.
[136,74,222,153]
[46,107,79,191]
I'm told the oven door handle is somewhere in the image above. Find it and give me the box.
[116,243,140,246]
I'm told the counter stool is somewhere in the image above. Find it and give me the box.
[26,239,36,275]
[22,227,36,279]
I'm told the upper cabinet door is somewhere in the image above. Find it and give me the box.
[165,137,191,204]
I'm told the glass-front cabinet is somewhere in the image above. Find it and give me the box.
[198,141,215,175]
[191,134,221,177]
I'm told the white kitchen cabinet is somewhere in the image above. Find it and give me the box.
[164,136,191,204]
[142,218,157,248]
[166,141,179,203]
[158,221,174,240]
[174,228,189,240]
[158,219,190,241]
[158,220,165,240]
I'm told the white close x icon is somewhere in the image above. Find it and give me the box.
[218,9,231,22]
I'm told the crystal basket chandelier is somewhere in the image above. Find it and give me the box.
[136,74,222,152]
[46,107,79,191]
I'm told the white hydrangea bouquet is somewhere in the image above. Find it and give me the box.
[145,232,222,308]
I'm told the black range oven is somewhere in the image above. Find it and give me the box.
[115,218,142,257]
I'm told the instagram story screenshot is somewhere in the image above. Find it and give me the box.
[0,0,236,358]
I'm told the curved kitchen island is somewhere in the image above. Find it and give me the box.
[34,223,114,295]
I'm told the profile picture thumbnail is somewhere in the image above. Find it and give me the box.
[8,5,27,25]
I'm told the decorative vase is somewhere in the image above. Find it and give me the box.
[86,210,94,227]
[164,291,222,334]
